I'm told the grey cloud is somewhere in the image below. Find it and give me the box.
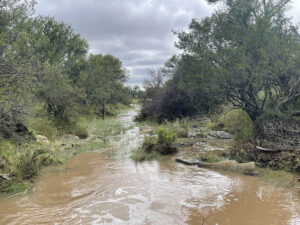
[35,0,212,85]
[35,0,300,85]
[127,76,146,86]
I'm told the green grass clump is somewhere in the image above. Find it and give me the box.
[130,148,161,162]
[216,109,255,141]
[131,126,178,162]
[174,127,188,138]
[64,122,88,139]
[78,116,126,138]
[27,117,58,140]
[0,141,58,195]
[198,151,224,163]
[0,179,31,195]
[137,119,189,138]
[28,115,88,140]
[16,148,55,180]
[131,136,160,161]
[263,169,297,188]
[157,126,177,146]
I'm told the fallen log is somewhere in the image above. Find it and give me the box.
[256,146,295,152]
[256,146,281,152]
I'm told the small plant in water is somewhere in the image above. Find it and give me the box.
[131,126,178,162]
[157,126,177,146]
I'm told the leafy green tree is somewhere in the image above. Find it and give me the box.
[140,0,300,122]
[80,54,129,119]
[37,64,86,127]
[27,16,88,82]
[176,0,300,120]
[0,1,89,136]
[23,16,88,121]
[130,85,143,98]
[0,2,40,138]
[139,54,224,121]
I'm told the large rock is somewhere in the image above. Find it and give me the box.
[139,126,153,134]
[175,158,258,176]
[175,158,202,166]
[63,134,80,141]
[36,135,50,144]
[0,174,10,180]
[198,160,257,175]
[209,131,233,139]
[177,142,194,147]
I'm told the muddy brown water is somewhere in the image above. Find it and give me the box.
[0,107,300,225]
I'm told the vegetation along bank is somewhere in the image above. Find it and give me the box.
[0,0,132,195]
[137,0,300,175]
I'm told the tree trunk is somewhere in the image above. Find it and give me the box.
[101,103,105,120]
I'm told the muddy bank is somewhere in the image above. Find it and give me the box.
[175,158,258,176]
[229,140,300,173]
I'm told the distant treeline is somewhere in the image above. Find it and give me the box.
[140,0,300,123]
[0,0,131,140]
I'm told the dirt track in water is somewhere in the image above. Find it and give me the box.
[0,106,299,225]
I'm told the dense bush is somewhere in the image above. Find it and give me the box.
[0,0,133,194]
[17,148,53,180]
[139,0,300,122]
[0,141,57,181]
[217,109,255,141]
[157,126,177,146]
[131,126,178,162]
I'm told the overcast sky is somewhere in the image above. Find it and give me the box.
[35,0,300,86]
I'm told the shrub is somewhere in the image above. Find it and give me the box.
[0,141,18,174]
[17,148,54,180]
[263,169,296,188]
[0,179,31,195]
[131,128,178,162]
[218,109,255,141]
[130,147,160,162]
[157,126,177,146]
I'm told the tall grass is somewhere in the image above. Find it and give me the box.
[1,104,130,195]
[263,169,297,188]
[157,126,177,145]
[0,141,59,195]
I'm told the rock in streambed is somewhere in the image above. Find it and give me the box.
[175,158,258,176]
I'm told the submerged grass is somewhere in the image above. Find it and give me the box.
[262,169,299,189]
[198,151,225,163]
[79,116,126,138]
[0,112,127,196]
[0,140,60,195]
[136,119,189,138]
[130,148,161,162]
[131,126,178,162]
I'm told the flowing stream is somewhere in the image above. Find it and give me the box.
[0,106,300,225]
